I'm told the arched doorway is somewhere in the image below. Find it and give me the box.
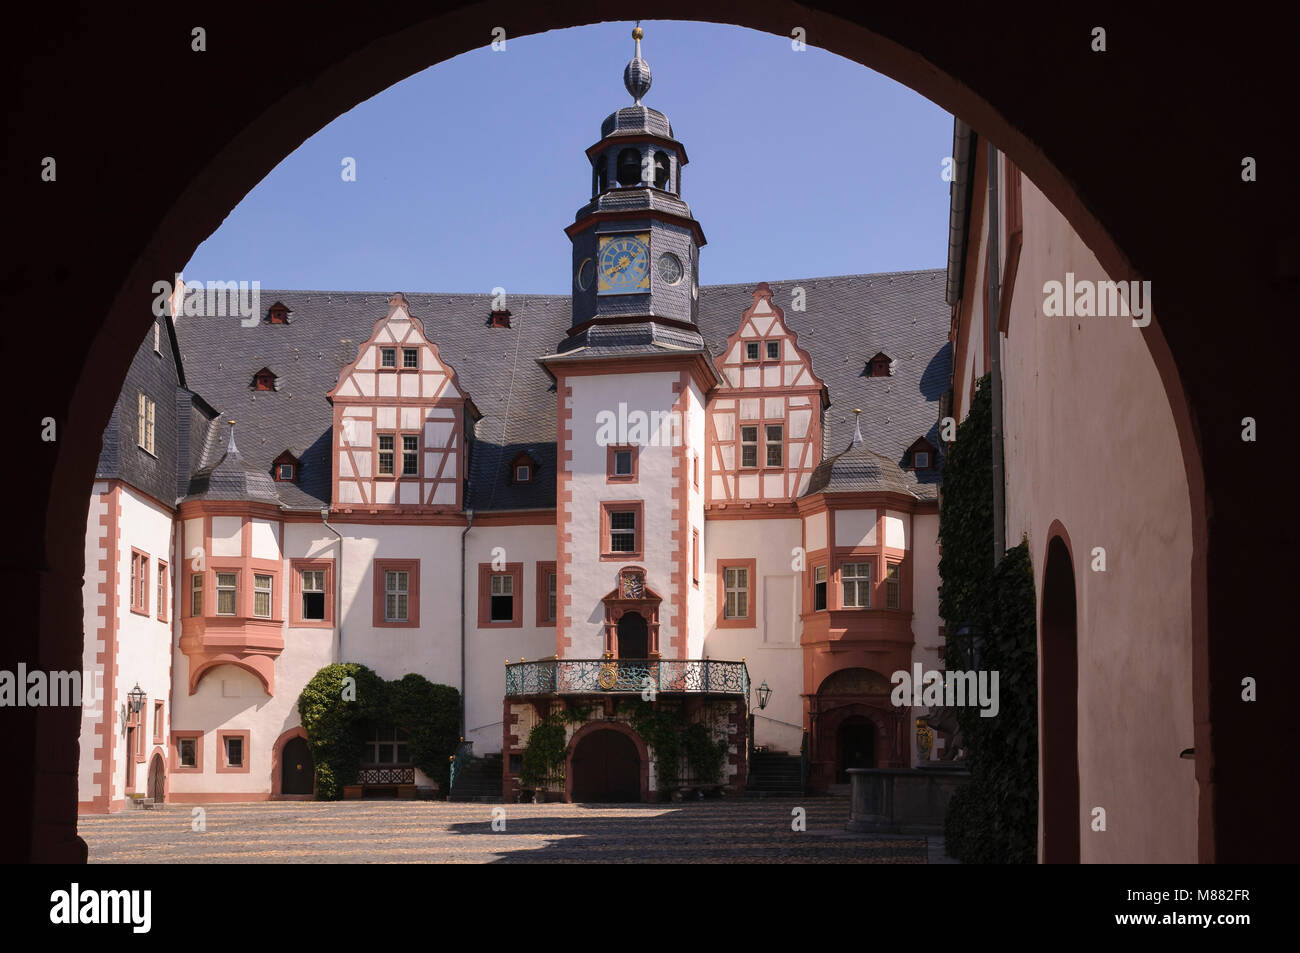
[147,753,164,802]
[1041,531,1079,863]
[616,612,648,659]
[570,729,641,802]
[281,736,314,796]
[837,716,876,782]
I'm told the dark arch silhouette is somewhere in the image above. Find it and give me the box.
[7,4,1291,863]
[1040,530,1080,863]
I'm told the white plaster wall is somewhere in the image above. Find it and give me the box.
[685,380,708,659]
[834,509,877,549]
[1000,171,1196,862]
[564,371,681,657]
[703,517,803,753]
[465,524,557,753]
[110,487,176,802]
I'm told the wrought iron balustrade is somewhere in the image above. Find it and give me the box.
[505,658,749,698]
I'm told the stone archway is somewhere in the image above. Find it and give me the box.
[564,721,650,803]
[10,4,1289,863]
[271,727,315,800]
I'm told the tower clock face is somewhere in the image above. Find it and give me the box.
[598,233,651,294]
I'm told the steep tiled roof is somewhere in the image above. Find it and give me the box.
[172,269,949,511]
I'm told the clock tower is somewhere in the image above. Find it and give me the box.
[559,24,708,354]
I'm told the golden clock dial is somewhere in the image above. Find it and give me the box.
[597,233,651,294]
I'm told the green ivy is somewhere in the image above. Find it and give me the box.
[938,375,1039,863]
[296,663,462,800]
[519,707,589,789]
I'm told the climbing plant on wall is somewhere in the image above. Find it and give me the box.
[938,375,1039,863]
[297,663,462,800]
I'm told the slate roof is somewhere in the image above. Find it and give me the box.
[170,268,950,512]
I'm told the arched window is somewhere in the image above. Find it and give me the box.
[616,148,641,186]
[653,151,670,190]
[596,155,608,193]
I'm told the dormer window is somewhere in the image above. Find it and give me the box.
[868,352,892,377]
[906,437,937,470]
[489,310,512,329]
[272,450,300,482]
[252,367,277,391]
[510,452,538,485]
[267,301,292,325]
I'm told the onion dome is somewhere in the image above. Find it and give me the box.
[623,24,652,104]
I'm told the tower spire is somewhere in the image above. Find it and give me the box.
[624,22,652,105]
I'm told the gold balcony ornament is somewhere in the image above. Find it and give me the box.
[598,664,619,690]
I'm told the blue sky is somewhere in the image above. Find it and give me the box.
[184,20,953,294]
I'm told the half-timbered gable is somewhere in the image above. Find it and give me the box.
[706,283,828,504]
[326,293,474,512]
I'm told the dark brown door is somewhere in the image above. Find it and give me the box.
[616,612,648,659]
[125,728,136,793]
[147,752,164,801]
[571,730,640,802]
[837,718,875,782]
[281,736,314,796]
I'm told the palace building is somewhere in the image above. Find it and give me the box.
[76,28,951,810]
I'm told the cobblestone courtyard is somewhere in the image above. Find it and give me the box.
[79,798,936,863]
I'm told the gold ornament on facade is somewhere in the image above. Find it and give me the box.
[598,664,619,690]
[916,717,934,760]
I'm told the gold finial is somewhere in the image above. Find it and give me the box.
[853,408,862,415]
[633,24,643,41]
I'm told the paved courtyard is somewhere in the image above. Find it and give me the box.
[79,797,938,863]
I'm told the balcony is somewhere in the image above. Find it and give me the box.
[505,658,749,698]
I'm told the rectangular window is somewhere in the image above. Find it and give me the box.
[547,572,557,623]
[378,434,395,475]
[191,573,203,616]
[692,529,700,586]
[765,424,784,467]
[402,348,419,369]
[278,463,295,480]
[153,701,164,744]
[745,342,760,361]
[766,340,779,360]
[380,347,396,368]
[402,435,418,476]
[225,736,243,768]
[724,566,750,620]
[129,550,149,614]
[137,393,156,454]
[609,510,637,552]
[178,737,196,768]
[489,574,514,623]
[886,563,900,610]
[216,572,237,616]
[365,727,410,765]
[613,450,633,476]
[842,562,871,608]
[693,453,699,488]
[156,560,168,621]
[515,464,530,482]
[253,573,273,618]
[740,426,758,468]
[385,571,409,622]
[374,559,419,627]
[535,562,557,627]
[914,451,930,469]
[814,565,828,611]
[301,570,325,620]
[606,444,638,482]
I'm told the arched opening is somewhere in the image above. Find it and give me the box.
[147,752,165,802]
[616,147,642,186]
[570,728,641,802]
[280,736,314,797]
[21,7,1284,864]
[653,150,670,190]
[1041,532,1079,864]
[836,715,876,781]
[616,612,648,659]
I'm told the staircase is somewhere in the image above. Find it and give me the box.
[448,754,503,802]
[745,750,803,797]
